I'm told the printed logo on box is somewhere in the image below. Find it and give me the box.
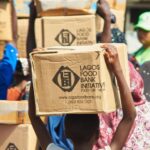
[55,29,76,46]
[5,143,19,150]
[53,66,80,92]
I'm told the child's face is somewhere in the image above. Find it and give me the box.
[137,29,150,46]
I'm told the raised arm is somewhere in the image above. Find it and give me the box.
[96,0,112,43]
[28,83,52,150]
[26,0,37,59]
[102,45,136,150]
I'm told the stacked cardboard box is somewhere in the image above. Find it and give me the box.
[17,19,29,58]
[35,0,97,48]
[0,101,29,124]
[35,0,96,16]
[14,0,127,50]
[0,1,12,57]
[0,101,39,149]
[0,1,12,41]
[31,1,128,116]
[13,0,31,58]
[0,124,38,150]
[0,1,29,59]
[35,15,96,48]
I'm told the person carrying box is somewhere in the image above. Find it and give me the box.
[28,45,136,150]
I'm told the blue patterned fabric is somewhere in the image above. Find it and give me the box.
[47,116,73,150]
[0,43,18,100]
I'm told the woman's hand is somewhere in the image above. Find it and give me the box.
[102,44,122,75]
[29,0,37,20]
[96,0,111,20]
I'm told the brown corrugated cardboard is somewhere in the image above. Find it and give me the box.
[14,0,31,17]
[0,101,30,124]
[114,0,126,12]
[17,19,29,58]
[35,0,96,16]
[107,0,115,8]
[0,100,46,124]
[106,0,126,13]
[111,9,125,31]
[0,112,31,124]
[35,15,96,48]
[0,124,38,150]
[0,41,5,59]
[30,44,129,115]
[0,1,12,41]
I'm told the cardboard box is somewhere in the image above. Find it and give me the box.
[0,112,31,124]
[0,124,38,150]
[0,101,30,124]
[96,9,125,32]
[17,19,29,58]
[114,0,126,12]
[0,41,5,59]
[35,15,96,47]
[30,44,129,115]
[111,9,125,31]
[106,0,126,12]
[14,0,31,17]
[0,1,12,41]
[35,0,96,16]
[107,0,115,8]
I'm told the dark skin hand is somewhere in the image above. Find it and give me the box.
[29,83,52,150]
[96,0,112,43]
[102,45,136,150]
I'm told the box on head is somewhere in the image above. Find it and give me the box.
[30,44,129,115]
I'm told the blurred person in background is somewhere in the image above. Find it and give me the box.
[7,59,30,100]
[93,20,150,149]
[132,12,150,67]
[131,12,150,101]
[0,0,18,100]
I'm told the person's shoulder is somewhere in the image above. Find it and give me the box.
[133,46,144,56]
[46,143,64,150]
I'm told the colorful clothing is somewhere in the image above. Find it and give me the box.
[133,46,150,65]
[0,43,18,99]
[93,62,150,150]
[7,87,22,100]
